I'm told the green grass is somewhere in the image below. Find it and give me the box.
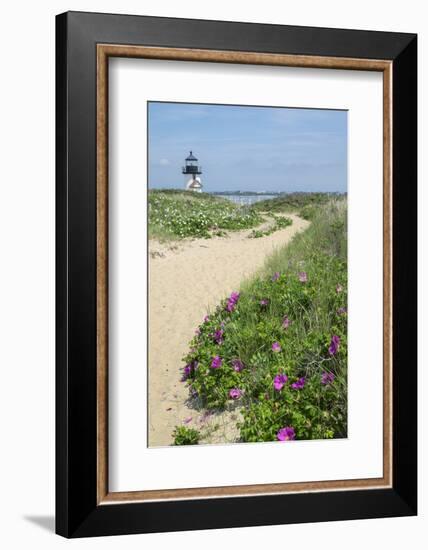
[172,426,201,445]
[149,189,262,240]
[177,198,348,444]
[256,199,347,275]
[248,215,293,239]
[251,192,344,217]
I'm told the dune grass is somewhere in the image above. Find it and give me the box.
[175,198,348,444]
[149,189,262,240]
[251,191,345,219]
[248,214,293,238]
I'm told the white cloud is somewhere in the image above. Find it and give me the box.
[159,158,170,166]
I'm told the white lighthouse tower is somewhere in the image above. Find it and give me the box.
[182,151,203,192]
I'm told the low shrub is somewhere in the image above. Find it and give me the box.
[172,426,201,445]
[149,190,262,239]
[299,204,318,221]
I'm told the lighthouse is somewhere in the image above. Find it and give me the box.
[182,151,203,192]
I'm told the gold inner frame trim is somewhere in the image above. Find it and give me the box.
[96,44,393,505]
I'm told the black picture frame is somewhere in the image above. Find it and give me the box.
[56,11,417,538]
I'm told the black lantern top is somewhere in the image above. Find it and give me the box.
[185,151,198,162]
[182,151,202,175]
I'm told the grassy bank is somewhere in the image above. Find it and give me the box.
[148,189,262,240]
[177,198,347,444]
[251,191,345,221]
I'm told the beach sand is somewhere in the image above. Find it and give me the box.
[148,214,310,447]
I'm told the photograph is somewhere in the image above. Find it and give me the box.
[147,101,348,447]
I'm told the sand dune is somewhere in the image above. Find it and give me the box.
[148,214,310,447]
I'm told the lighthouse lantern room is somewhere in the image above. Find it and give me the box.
[182,151,203,192]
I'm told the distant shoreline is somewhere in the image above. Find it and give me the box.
[212,191,346,197]
[149,188,347,197]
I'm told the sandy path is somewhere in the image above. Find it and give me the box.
[148,214,310,446]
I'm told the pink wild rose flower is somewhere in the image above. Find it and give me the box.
[291,377,306,390]
[328,335,340,356]
[277,426,296,441]
[211,355,222,369]
[272,342,281,353]
[282,316,291,329]
[273,373,288,391]
[298,272,308,283]
[229,388,243,400]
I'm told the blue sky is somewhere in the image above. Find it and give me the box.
[148,102,347,193]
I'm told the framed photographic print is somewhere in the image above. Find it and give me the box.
[56,11,417,538]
